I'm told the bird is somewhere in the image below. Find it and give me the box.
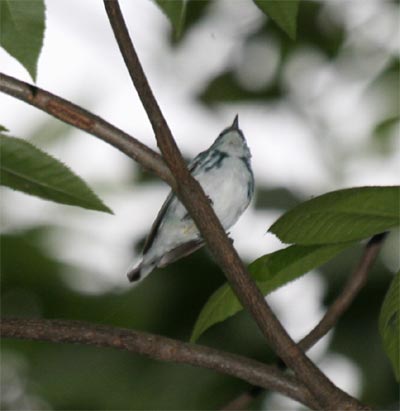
[127,115,254,282]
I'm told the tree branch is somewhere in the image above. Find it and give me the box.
[0,317,319,409]
[0,72,173,185]
[222,233,386,410]
[102,1,367,409]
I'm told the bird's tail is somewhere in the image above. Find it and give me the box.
[127,261,156,283]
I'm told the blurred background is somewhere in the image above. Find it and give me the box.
[1,0,399,409]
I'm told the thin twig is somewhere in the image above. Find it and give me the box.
[0,317,319,409]
[222,234,386,410]
[299,233,387,351]
[103,2,367,409]
[0,72,173,185]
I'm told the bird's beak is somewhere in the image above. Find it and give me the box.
[232,114,239,130]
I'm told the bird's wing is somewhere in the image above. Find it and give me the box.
[188,150,209,176]
[158,239,204,267]
[142,152,208,255]
[142,191,174,254]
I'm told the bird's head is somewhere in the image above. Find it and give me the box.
[211,115,251,158]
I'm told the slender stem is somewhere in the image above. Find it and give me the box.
[0,72,173,185]
[221,234,386,410]
[299,233,387,351]
[0,317,318,409]
[103,1,367,409]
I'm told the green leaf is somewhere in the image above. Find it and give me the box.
[154,0,187,40]
[0,0,45,81]
[269,186,400,245]
[374,116,400,139]
[198,71,283,104]
[0,125,9,133]
[191,242,352,342]
[253,0,300,40]
[379,271,400,381]
[0,135,113,214]
[373,116,400,154]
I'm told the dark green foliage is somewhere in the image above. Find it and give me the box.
[254,186,303,210]
[0,0,45,81]
[191,242,353,341]
[269,186,400,245]
[1,229,273,409]
[198,2,346,105]
[155,0,187,39]
[253,0,300,39]
[154,0,211,42]
[379,271,399,381]
[322,247,399,406]
[0,135,113,214]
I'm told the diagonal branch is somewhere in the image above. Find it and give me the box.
[222,233,386,410]
[0,317,319,409]
[0,72,173,185]
[102,1,367,409]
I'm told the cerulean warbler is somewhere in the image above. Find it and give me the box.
[127,115,254,282]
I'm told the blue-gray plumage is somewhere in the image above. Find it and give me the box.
[127,115,254,282]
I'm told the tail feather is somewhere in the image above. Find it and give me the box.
[127,266,142,282]
[127,261,155,283]
[127,240,204,282]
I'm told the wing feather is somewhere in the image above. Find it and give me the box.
[158,239,204,267]
[142,151,209,255]
[142,192,174,254]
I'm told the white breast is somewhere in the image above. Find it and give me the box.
[197,156,251,229]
